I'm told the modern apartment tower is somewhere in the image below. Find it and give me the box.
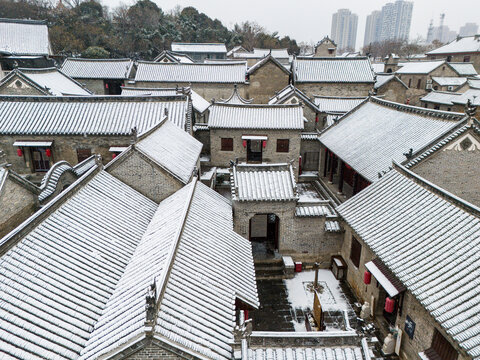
[459,23,479,37]
[331,9,358,51]
[363,0,413,47]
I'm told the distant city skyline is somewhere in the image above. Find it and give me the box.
[331,9,358,51]
[99,0,480,51]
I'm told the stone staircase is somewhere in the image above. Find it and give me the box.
[254,258,285,280]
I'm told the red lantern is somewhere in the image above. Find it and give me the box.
[384,297,395,313]
[244,310,249,320]
[262,140,266,148]
[112,153,117,159]
[315,114,319,123]
[105,83,109,89]
[242,140,247,148]
[364,270,371,284]
[17,148,23,157]
[45,148,51,157]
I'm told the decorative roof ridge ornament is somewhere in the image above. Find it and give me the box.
[130,127,137,145]
[145,280,157,328]
[466,98,477,121]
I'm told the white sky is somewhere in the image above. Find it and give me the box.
[101,0,479,50]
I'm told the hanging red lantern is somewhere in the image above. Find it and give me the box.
[384,297,395,313]
[17,148,23,157]
[242,140,247,148]
[364,270,371,284]
[244,310,249,320]
[105,83,109,89]
[45,148,51,157]
[112,153,117,159]
[315,114,319,123]
[262,140,267,148]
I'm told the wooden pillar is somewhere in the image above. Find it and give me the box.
[323,149,329,177]
[329,154,335,183]
[338,160,344,193]
[353,171,358,195]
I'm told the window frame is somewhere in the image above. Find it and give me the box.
[221,137,234,151]
[349,236,362,268]
[276,139,290,153]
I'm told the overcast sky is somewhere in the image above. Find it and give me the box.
[101,0,479,50]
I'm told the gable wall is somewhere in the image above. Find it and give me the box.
[107,150,184,203]
[0,76,45,95]
[248,61,290,103]
[376,80,407,103]
[113,338,197,360]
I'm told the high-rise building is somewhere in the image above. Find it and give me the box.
[379,0,413,42]
[331,9,358,51]
[364,10,382,47]
[459,23,479,37]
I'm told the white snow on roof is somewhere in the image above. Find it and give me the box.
[247,347,364,360]
[0,170,158,359]
[136,119,202,184]
[61,58,134,79]
[80,180,258,360]
[371,63,385,73]
[0,19,50,55]
[337,167,480,359]
[314,96,366,113]
[374,74,406,89]
[432,77,467,87]
[234,48,290,59]
[396,60,445,74]
[209,103,304,130]
[319,98,463,182]
[427,35,480,55]
[421,91,463,105]
[449,63,478,76]
[293,57,375,83]
[231,163,297,202]
[171,42,227,53]
[451,88,480,106]
[11,68,91,96]
[135,61,247,83]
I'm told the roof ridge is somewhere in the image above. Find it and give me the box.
[64,57,133,62]
[295,56,369,60]
[393,161,480,218]
[137,60,245,67]
[0,18,47,25]
[0,94,188,102]
[313,95,367,100]
[212,102,302,108]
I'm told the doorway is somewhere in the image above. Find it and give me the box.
[104,80,124,95]
[249,214,279,256]
[247,140,262,163]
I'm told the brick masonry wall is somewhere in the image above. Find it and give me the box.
[296,83,373,98]
[0,135,131,174]
[315,43,336,57]
[247,61,290,104]
[75,78,106,94]
[0,177,37,238]
[427,53,480,74]
[133,82,248,103]
[340,224,470,360]
[410,144,480,207]
[193,129,210,156]
[107,150,184,203]
[112,338,196,360]
[210,129,301,175]
[376,80,407,104]
[0,76,45,95]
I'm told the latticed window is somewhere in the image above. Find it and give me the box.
[350,236,362,268]
[276,139,289,153]
[221,138,233,151]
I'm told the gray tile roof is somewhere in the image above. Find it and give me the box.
[337,165,480,359]
[451,88,480,106]
[134,118,202,183]
[268,85,318,111]
[218,85,253,105]
[318,97,464,182]
[427,35,480,55]
[0,68,92,96]
[247,347,364,360]
[209,103,304,130]
[80,180,258,360]
[231,163,297,202]
[0,18,51,55]
[396,60,445,74]
[0,169,158,359]
[153,50,194,63]
[449,63,478,76]
[295,205,335,217]
[314,96,366,113]
[135,61,247,83]
[432,77,467,87]
[293,57,375,83]
[171,42,227,53]
[246,54,291,75]
[374,74,407,90]
[0,96,190,135]
[420,90,463,105]
[61,58,134,79]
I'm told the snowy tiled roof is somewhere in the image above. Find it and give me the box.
[420,91,463,105]
[313,96,366,113]
[153,50,194,63]
[209,103,304,130]
[371,63,385,73]
[38,161,77,203]
[268,85,318,111]
[427,35,480,55]
[231,163,297,202]
[293,57,375,83]
[80,180,258,360]
[121,86,210,114]
[134,118,202,183]
[61,58,134,79]
[468,78,480,89]
[449,63,478,76]
[0,96,190,135]
[337,165,480,359]
[171,42,227,54]
[451,88,480,106]
[396,60,445,74]
[234,48,290,59]
[0,169,158,359]
[0,18,51,55]
[0,68,92,96]
[432,77,467,87]
[374,74,407,89]
[324,220,342,232]
[246,54,290,75]
[295,205,335,217]
[318,97,464,182]
[218,85,253,105]
[135,61,247,83]
[246,347,364,360]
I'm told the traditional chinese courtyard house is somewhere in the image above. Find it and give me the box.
[337,162,480,360]
[318,97,465,199]
[427,35,480,73]
[61,58,135,95]
[171,42,227,62]
[374,74,408,103]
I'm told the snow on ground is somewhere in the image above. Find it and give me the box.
[297,183,323,202]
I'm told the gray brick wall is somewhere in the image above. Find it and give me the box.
[113,338,197,360]
[296,83,373,98]
[75,78,106,95]
[248,61,290,104]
